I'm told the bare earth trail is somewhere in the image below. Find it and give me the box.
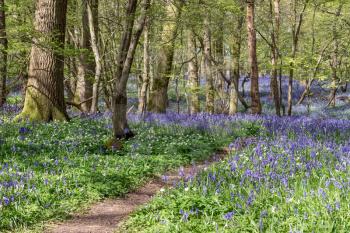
[45,149,229,233]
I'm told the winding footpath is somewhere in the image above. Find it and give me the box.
[45,149,229,233]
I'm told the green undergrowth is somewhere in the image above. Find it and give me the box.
[0,117,253,232]
[120,124,350,233]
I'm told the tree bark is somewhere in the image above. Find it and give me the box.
[148,1,183,113]
[247,0,261,114]
[204,17,214,114]
[340,83,347,93]
[112,0,149,139]
[187,29,200,114]
[215,22,225,113]
[87,0,101,113]
[75,0,94,112]
[229,8,244,115]
[287,1,307,116]
[270,0,281,116]
[15,0,69,122]
[327,4,342,108]
[0,0,7,107]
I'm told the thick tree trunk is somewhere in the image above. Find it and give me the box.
[15,0,69,122]
[138,17,150,114]
[0,0,7,107]
[75,0,94,112]
[247,0,261,114]
[87,0,101,113]
[204,17,214,114]
[148,2,182,113]
[187,30,200,114]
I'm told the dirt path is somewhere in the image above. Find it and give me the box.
[45,149,228,233]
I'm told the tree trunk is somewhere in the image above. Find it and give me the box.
[287,46,295,116]
[297,79,313,105]
[279,62,285,114]
[229,9,244,115]
[215,23,225,113]
[287,1,307,116]
[247,0,261,114]
[75,0,94,112]
[87,0,101,113]
[112,0,149,139]
[327,4,342,108]
[15,0,69,122]
[0,0,7,107]
[270,0,281,116]
[340,83,347,93]
[204,17,214,114]
[148,2,182,113]
[271,53,280,116]
[327,76,337,107]
[187,29,200,114]
[138,17,150,114]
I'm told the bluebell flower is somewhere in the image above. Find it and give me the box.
[223,211,234,220]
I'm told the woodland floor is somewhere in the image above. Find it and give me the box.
[45,149,228,233]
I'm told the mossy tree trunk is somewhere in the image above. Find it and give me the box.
[0,0,7,107]
[15,0,69,122]
[148,1,183,113]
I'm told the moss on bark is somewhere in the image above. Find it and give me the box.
[14,87,68,122]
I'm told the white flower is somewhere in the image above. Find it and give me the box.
[184,187,189,192]
[271,206,276,213]
[160,188,165,192]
